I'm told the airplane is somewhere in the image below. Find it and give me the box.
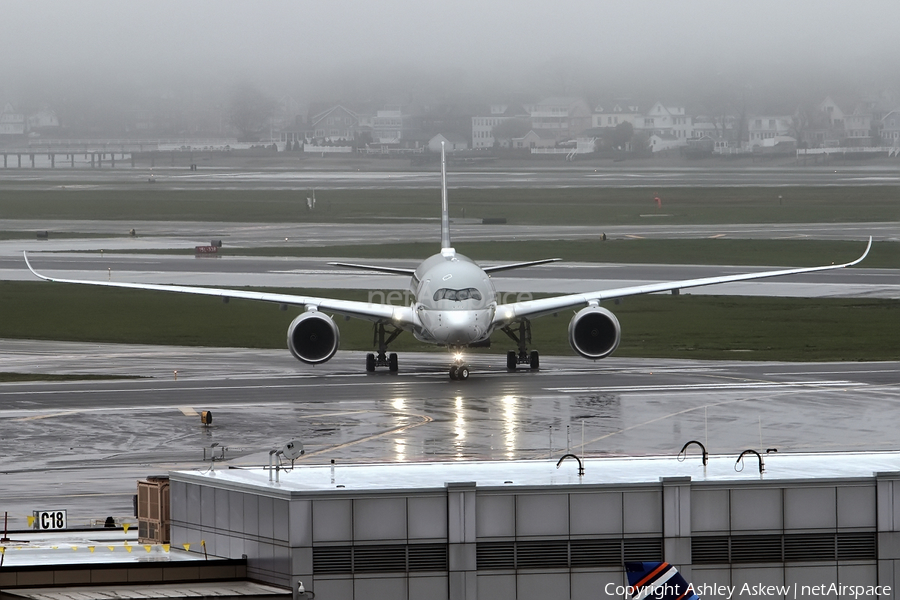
[24,143,872,381]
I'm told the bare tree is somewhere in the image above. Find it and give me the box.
[229,83,276,142]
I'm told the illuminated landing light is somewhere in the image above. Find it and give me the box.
[502,395,517,459]
[454,395,466,457]
[394,438,406,462]
[454,352,464,362]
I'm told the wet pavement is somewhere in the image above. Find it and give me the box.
[1,339,897,530]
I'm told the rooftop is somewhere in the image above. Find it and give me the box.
[171,451,900,496]
[0,529,206,568]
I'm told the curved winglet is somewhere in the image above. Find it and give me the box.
[848,236,873,267]
[23,251,53,282]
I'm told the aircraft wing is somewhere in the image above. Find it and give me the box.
[327,262,416,276]
[492,237,872,324]
[24,252,402,323]
[482,258,562,274]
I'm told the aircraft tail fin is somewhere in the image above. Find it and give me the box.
[440,141,452,250]
[625,562,700,600]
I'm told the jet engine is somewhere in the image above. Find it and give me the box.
[568,306,621,360]
[287,312,339,364]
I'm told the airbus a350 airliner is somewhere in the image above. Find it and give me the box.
[25,144,871,380]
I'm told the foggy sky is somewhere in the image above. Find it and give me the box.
[4,0,900,105]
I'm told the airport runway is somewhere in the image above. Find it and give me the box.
[0,167,896,534]
[1,339,898,530]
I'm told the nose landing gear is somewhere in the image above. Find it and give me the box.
[449,351,470,380]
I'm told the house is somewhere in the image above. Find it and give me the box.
[27,108,60,131]
[471,104,528,149]
[636,102,693,140]
[881,110,900,146]
[371,108,411,144]
[649,133,681,152]
[525,97,592,140]
[512,129,557,149]
[0,103,26,136]
[591,101,641,129]
[428,133,469,153]
[747,116,793,147]
[843,106,874,146]
[308,105,360,143]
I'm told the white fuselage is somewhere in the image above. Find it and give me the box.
[408,249,496,347]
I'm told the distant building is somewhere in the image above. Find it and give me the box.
[0,103,26,137]
[471,104,527,149]
[591,101,641,129]
[648,133,681,152]
[511,129,557,149]
[747,116,793,147]
[881,110,900,145]
[371,108,410,144]
[636,102,691,138]
[27,108,60,131]
[309,105,360,142]
[524,97,592,140]
[428,133,469,153]
[843,107,874,146]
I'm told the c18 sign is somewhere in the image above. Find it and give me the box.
[34,510,67,530]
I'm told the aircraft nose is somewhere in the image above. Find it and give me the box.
[434,311,485,345]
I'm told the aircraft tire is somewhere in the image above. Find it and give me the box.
[530,350,540,370]
[449,365,459,380]
[366,353,376,372]
[506,351,517,370]
[458,365,470,380]
[388,353,399,372]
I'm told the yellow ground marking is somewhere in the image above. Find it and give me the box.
[13,410,78,422]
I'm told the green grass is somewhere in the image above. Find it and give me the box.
[1,281,897,362]
[1,185,898,225]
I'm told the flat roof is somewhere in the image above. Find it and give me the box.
[171,451,900,495]
[2,581,290,599]
[0,529,207,567]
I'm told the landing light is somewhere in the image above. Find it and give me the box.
[454,352,464,362]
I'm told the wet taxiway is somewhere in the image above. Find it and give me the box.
[2,164,900,189]
[1,339,897,530]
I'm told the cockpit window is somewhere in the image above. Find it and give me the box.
[433,287,483,302]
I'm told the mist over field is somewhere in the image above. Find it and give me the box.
[3,0,899,111]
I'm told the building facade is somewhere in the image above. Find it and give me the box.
[170,453,900,600]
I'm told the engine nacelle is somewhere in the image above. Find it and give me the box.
[287,311,339,364]
[568,306,621,360]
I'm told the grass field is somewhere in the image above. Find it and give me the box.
[1,185,898,226]
[2,281,897,362]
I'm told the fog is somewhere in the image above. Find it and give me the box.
[3,0,900,118]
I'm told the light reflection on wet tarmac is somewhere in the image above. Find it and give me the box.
[0,341,898,529]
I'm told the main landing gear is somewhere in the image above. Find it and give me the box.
[449,352,470,381]
[501,319,540,371]
[366,323,402,373]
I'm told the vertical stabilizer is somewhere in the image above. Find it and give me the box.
[440,141,452,250]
